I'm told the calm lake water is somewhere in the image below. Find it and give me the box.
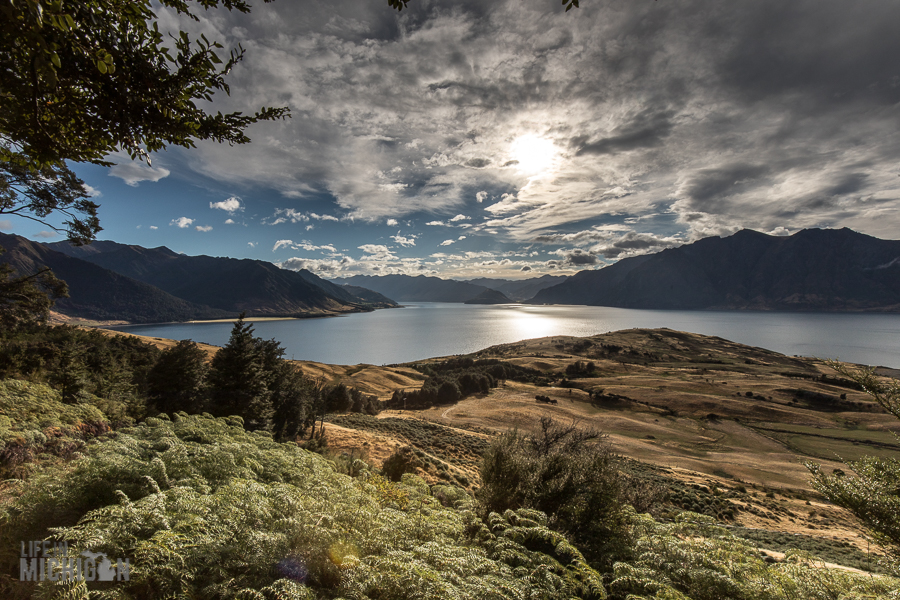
[111,303,900,368]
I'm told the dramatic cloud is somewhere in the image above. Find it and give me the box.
[279,256,357,273]
[170,217,194,228]
[88,0,900,278]
[210,196,243,213]
[561,249,598,266]
[590,232,684,259]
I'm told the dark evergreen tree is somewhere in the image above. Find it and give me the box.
[148,340,209,415]
[207,315,271,429]
[49,341,89,403]
[325,383,353,414]
[270,363,317,442]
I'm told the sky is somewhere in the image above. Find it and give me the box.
[4,0,900,280]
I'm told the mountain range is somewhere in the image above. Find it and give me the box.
[0,233,397,323]
[530,228,900,311]
[332,274,566,303]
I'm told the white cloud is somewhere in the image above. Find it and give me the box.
[210,196,243,213]
[224,218,235,224]
[386,218,398,226]
[170,217,194,228]
[248,241,257,247]
[426,220,446,226]
[391,233,416,247]
[266,208,308,225]
[195,225,213,232]
[476,191,488,203]
[83,184,102,198]
[358,244,392,255]
[0,220,12,231]
[439,239,456,246]
[450,214,470,222]
[274,238,337,253]
[149,225,158,230]
[33,231,57,239]
[458,235,467,240]
[278,255,357,273]
[109,161,170,186]
[310,213,339,222]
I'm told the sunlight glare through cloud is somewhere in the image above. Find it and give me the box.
[510,134,558,176]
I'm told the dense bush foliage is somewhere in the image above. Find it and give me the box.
[0,324,160,412]
[0,379,111,479]
[0,412,606,600]
[611,511,898,600]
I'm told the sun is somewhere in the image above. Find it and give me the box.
[510,134,558,175]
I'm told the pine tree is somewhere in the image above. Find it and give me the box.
[148,340,209,415]
[207,315,271,429]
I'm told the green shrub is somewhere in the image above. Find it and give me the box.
[478,417,642,569]
[0,413,607,600]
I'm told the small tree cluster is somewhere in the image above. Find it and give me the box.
[565,360,596,377]
[389,358,545,410]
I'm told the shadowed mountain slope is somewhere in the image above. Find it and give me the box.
[466,275,568,301]
[0,233,228,322]
[530,228,900,311]
[47,239,396,315]
[334,274,490,302]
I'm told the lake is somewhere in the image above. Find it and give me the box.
[109,303,900,368]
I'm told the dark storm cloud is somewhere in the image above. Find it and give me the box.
[573,109,675,156]
[716,1,900,107]
[591,232,683,260]
[465,158,492,168]
[678,164,771,212]
[564,250,598,266]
